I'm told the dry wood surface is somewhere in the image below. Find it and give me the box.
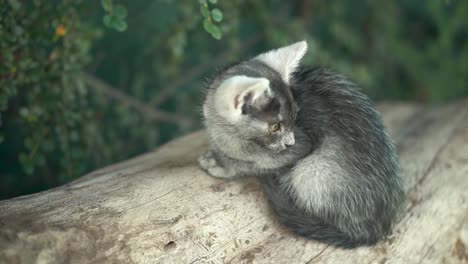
[1,101,468,264]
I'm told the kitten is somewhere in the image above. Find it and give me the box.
[198,41,405,248]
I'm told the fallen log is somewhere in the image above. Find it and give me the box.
[1,101,467,264]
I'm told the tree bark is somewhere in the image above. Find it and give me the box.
[1,101,468,264]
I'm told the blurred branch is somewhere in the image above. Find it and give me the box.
[84,74,193,126]
[151,35,262,107]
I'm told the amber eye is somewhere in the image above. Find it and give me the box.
[270,123,281,133]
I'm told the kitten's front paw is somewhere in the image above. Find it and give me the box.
[198,151,232,179]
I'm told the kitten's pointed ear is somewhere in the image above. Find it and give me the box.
[214,76,271,123]
[255,41,308,84]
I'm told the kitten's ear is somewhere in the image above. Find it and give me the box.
[255,41,308,84]
[214,75,271,123]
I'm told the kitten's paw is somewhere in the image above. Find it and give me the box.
[198,151,217,169]
[198,151,232,179]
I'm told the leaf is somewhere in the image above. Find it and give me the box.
[198,0,207,3]
[113,19,128,32]
[211,8,223,22]
[210,25,222,40]
[114,4,127,18]
[200,5,210,18]
[203,19,222,40]
[13,25,24,36]
[208,0,217,3]
[101,0,113,12]
[203,18,213,33]
[24,165,34,175]
[103,15,112,27]
[19,107,29,117]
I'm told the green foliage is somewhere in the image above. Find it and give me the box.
[0,0,105,197]
[211,9,223,22]
[101,0,128,32]
[0,0,467,199]
[199,0,223,39]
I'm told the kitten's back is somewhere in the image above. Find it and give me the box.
[260,66,404,248]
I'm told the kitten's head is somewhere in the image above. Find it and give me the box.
[204,41,308,152]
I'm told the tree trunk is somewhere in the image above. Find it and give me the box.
[1,101,468,264]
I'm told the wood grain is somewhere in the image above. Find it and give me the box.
[0,101,467,264]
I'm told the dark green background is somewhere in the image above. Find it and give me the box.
[1,0,467,199]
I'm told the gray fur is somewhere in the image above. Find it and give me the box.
[199,42,405,248]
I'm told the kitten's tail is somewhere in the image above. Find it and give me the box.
[258,175,381,249]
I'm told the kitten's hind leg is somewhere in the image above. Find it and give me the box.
[198,150,236,179]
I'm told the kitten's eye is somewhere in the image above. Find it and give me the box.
[270,123,281,133]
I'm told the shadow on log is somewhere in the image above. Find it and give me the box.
[1,101,468,263]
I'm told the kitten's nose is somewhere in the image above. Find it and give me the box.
[284,132,295,146]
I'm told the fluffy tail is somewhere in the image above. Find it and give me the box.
[258,175,381,249]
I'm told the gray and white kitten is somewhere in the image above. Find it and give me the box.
[198,41,405,248]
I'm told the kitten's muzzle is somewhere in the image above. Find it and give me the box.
[284,131,295,146]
